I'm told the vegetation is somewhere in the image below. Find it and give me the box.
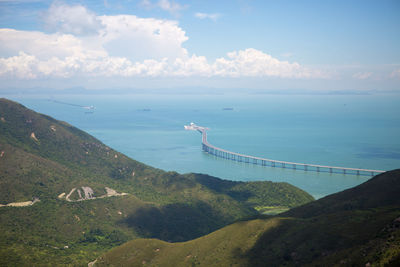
[95,169,400,267]
[0,98,313,266]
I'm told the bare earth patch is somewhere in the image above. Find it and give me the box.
[0,198,40,207]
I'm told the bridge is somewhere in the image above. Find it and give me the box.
[185,123,385,177]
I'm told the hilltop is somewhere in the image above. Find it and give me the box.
[0,98,313,266]
[95,169,400,266]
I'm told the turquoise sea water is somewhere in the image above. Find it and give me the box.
[6,93,400,199]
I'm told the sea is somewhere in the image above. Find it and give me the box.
[5,92,400,199]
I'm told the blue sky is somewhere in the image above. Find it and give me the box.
[0,0,399,91]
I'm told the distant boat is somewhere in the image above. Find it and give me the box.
[222,107,234,111]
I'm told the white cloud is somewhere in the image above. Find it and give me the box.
[0,3,326,81]
[352,72,372,80]
[140,0,186,15]
[99,15,188,61]
[0,28,106,60]
[172,55,211,76]
[44,1,103,36]
[212,49,324,78]
[194,12,221,21]
[158,0,184,13]
[0,52,38,79]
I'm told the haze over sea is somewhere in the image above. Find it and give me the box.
[8,92,400,199]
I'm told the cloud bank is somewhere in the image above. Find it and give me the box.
[0,2,325,81]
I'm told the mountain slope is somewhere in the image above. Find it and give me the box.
[95,170,400,267]
[0,98,313,266]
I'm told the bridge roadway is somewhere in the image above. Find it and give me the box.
[185,123,385,177]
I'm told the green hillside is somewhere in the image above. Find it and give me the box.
[0,98,313,266]
[95,169,400,267]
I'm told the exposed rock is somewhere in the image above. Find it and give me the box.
[105,187,118,196]
[77,189,83,199]
[62,186,127,202]
[88,259,97,267]
[82,186,94,199]
[0,197,40,207]
[30,132,39,142]
[65,188,77,202]
[105,187,128,197]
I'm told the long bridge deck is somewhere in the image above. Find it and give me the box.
[185,123,385,177]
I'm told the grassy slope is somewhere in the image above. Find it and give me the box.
[0,98,313,266]
[96,170,400,267]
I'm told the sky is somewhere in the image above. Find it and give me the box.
[0,0,399,92]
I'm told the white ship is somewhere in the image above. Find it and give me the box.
[184,123,209,131]
[184,122,197,130]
